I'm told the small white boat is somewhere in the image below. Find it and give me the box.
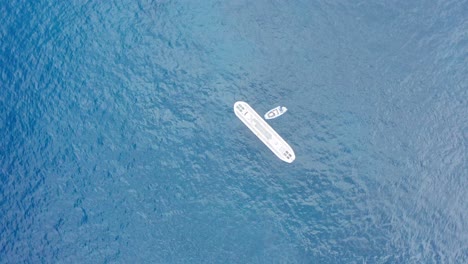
[234,101,295,163]
[264,106,288,120]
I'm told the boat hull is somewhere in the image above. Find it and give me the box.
[234,101,295,163]
[264,106,287,120]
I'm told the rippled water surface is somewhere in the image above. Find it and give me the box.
[1,0,467,263]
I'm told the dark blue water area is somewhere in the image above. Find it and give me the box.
[1,0,467,263]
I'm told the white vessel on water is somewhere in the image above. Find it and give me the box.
[234,101,295,163]
[264,106,288,120]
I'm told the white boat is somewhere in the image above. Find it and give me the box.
[264,106,288,120]
[234,101,295,163]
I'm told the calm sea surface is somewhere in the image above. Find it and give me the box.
[1,0,467,263]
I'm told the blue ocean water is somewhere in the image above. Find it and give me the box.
[1,0,467,263]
